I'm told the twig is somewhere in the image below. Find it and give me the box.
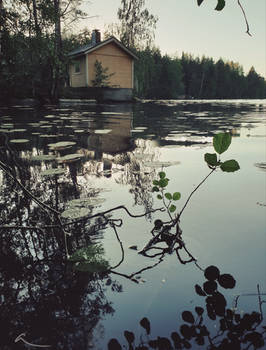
[179,168,216,218]
[110,254,166,283]
[109,220,125,269]
[15,333,51,348]
[257,284,263,321]
[234,290,266,309]
[109,270,139,283]
[56,216,71,259]
[63,205,165,226]
[237,0,251,36]
[129,254,165,278]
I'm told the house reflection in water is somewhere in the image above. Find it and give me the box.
[230,128,241,137]
[85,112,134,177]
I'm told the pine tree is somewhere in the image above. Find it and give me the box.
[91,60,114,87]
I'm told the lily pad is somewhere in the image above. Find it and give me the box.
[28,123,41,127]
[94,129,112,134]
[40,125,52,129]
[31,154,57,162]
[1,123,14,128]
[254,162,266,171]
[131,129,144,133]
[40,168,65,177]
[66,197,105,208]
[10,139,29,144]
[143,161,180,168]
[56,153,84,163]
[61,207,91,219]
[134,154,152,160]
[11,129,27,132]
[39,134,58,138]
[0,129,12,133]
[44,115,56,119]
[48,141,76,150]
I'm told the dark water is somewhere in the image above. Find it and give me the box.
[0,99,265,349]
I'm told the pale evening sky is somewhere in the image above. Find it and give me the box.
[77,0,266,78]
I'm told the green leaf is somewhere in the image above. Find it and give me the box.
[158,178,168,188]
[157,194,163,200]
[204,153,219,166]
[220,160,240,172]
[169,204,177,213]
[152,186,159,192]
[159,171,166,179]
[165,192,172,200]
[215,0,225,11]
[153,180,159,186]
[173,192,181,201]
[213,133,232,154]
[197,0,205,5]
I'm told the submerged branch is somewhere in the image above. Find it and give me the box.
[0,161,59,215]
[110,254,166,283]
[109,220,125,270]
[257,284,264,321]
[63,205,165,226]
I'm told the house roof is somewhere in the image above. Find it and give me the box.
[67,36,138,60]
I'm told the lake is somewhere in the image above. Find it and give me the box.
[0,99,265,350]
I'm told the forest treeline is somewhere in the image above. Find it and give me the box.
[1,32,265,101]
[0,0,265,102]
[134,48,266,99]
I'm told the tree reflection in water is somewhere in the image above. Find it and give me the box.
[0,105,265,349]
[0,120,163,349]
[0,134,121,349]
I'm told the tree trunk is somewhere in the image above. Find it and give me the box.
[32,0,41,36]
[51,0,62,102]
[0,0,3,56]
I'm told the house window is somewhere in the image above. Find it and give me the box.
[74,61,80,73]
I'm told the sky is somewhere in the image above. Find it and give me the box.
[78,0,266,78]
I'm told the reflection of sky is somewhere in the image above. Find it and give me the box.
[0,100,266,348]
[79,1,266,77]
[93,102,266,348]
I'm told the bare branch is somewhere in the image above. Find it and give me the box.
[15,333,51,348]
[237,0,251,36]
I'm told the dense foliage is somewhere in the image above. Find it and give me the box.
[0,0,87,102]
[134,49,266,99]
[0,0,265,102]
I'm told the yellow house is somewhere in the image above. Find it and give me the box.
[68,31,138,94]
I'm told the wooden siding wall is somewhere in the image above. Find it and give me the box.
[87,43,133,89]
[69,56,86,87]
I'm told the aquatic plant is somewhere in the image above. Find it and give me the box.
[133,132,240,270]
[107,267,265,350]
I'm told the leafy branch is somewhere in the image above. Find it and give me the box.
[134,133,240,271]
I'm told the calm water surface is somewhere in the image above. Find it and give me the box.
[0,99,265,349]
